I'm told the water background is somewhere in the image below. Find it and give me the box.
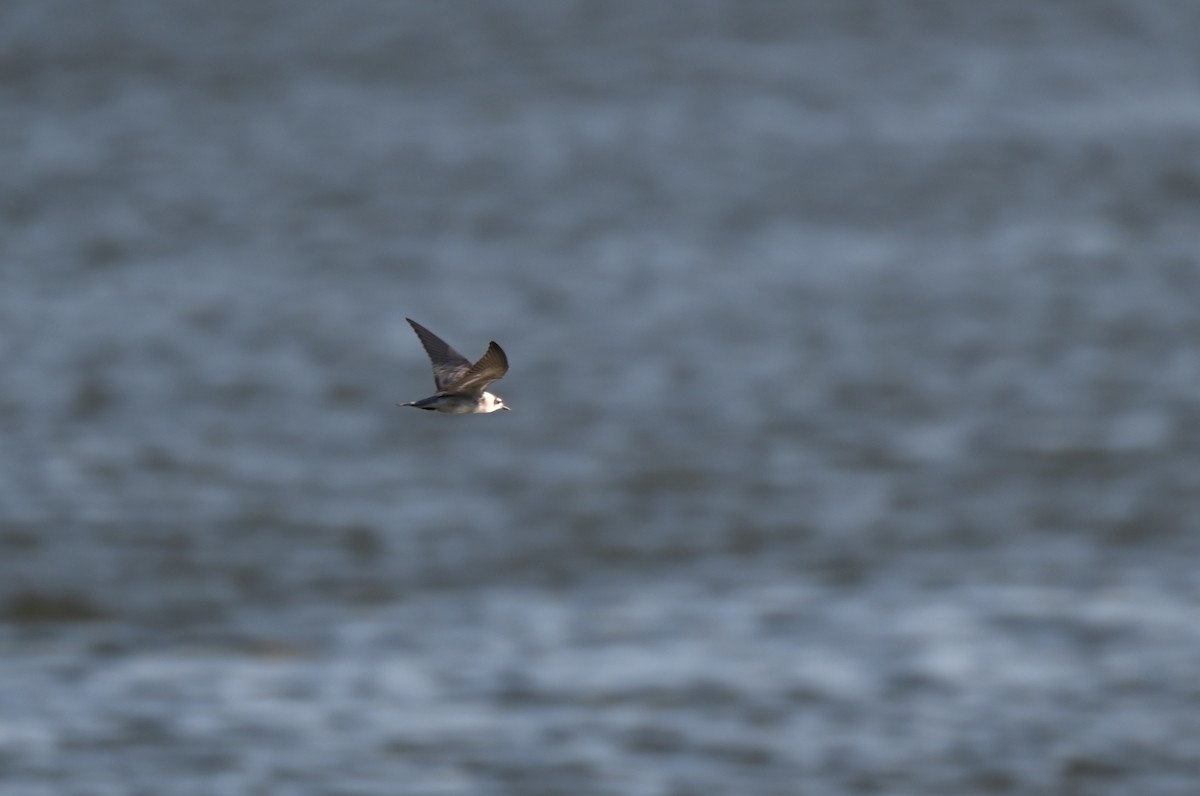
[3,2,1200,794]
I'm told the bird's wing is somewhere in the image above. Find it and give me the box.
[445,341,508,394]
[407,318,471,391]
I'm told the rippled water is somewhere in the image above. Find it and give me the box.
[3,2,1200,794]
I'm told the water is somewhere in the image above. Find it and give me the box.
[3,2,1200,794]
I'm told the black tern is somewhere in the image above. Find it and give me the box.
[398,318,511,413]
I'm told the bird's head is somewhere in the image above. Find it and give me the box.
[483,393,511,412]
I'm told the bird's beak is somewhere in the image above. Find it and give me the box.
[502,405,511,411]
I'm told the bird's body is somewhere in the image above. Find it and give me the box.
[403,392,504,414]
[398,318,510,414]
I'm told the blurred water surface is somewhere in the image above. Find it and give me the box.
[3,2,1200,794]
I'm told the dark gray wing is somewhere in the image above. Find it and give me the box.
[406,318,471,391]
[446,341,508,394]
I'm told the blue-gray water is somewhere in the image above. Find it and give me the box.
[3,2,1200,794]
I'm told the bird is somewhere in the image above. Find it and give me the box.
[398,318,511,413]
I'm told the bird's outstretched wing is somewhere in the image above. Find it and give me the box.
[406,318,471,391]
[446,341,509,394]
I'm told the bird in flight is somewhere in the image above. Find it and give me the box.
[398,318,511,413]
